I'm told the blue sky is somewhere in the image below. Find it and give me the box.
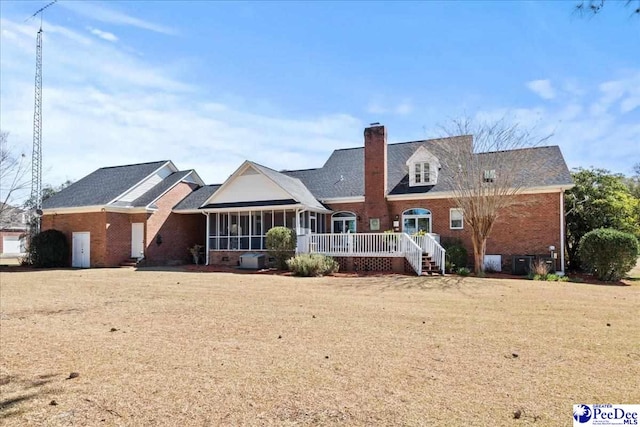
[1,1,638,194]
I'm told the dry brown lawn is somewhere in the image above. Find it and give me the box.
[1,268,638,426]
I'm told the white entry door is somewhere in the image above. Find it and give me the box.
[131,223,145,258]
[72,232,90,268]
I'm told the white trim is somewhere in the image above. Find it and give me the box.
[449,208,464,230]
[105,161,175,206]
[172,209,203,214]
[559,191,565,276]
[201,204,305,214]
[143,170,199,209]
[321,196,365,204]
[42,205,153,215]
[331,211,357,233]
[386,185,574,201]
[205,212,210,265]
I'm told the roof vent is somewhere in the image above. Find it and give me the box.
[370,122,380,126]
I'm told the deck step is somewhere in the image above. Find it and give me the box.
[120,258,140,268]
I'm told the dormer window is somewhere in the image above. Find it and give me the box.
[407,146,440,187]
[414,162,430,184]
[483,169,496,183]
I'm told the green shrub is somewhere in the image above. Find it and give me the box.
[287,253,339,277]
[578,228,639,281]
[266,226,297,270]
[442,238,468,273]
[26,229,69,268]
[456,267,471,277]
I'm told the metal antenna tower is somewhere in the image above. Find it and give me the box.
[27,0,57,234]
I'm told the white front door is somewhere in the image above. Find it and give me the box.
[72,232,90,268]
[131,223,145,258]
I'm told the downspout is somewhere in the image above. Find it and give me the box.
[559,191,565,276]
[203,211,210,265]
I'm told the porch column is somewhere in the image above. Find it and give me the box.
[205,212,210,265]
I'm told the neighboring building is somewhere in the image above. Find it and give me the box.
[0,203,28,257]
[42,125,573,274]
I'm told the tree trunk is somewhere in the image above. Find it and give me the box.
[471,230,487,274]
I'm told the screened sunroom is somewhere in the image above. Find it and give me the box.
[205,208,330,251]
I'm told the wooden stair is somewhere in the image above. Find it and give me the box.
[421,253,439,275]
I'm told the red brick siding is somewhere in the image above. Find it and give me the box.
[105,212,149,266]
[144,182,204,265]
[327,191,563,271]
[42,212,109,267]
[363,125,391,232]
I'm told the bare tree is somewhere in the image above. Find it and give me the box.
[437,118,552,274]
[0,131,30,223]
[575,0,640,16]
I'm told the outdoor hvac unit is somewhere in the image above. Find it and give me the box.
[512,255,535,275]
[239,253,266,269]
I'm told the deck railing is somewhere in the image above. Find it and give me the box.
[411,234,446,275]
[297,233,426,275]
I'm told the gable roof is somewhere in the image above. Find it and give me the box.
[131,170,198,208]
[284,137,573,199]
[200,161,328,211]
[42,160,170,209]
[249,162,327,211]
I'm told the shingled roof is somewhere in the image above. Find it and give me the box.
[173,184,221,211]
[284,138,573,199]
[132,170,195,208]
[42,160,170,209]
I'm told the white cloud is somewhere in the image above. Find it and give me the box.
[526,79,556,100]
[366,98,413,116]
[58,1,177,35]
[0,17,362,192]
[479,73,640,175]
[88,27,118,42]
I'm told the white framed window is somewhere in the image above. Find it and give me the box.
[332,211,357,233]
[414,162,431,184]
[450,208,464,230]
[402,208,432,234]
[483,169,496,183]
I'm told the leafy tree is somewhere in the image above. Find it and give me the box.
[565,168,640,270]
[578,228,639,281]
[438,117,551,274]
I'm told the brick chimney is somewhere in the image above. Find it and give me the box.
[363,124,390,231]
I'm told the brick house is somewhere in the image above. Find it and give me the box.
[41,161,205,267]
[42,124,573,274]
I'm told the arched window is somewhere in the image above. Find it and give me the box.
[402,208,432,234]
[332,211,357,233]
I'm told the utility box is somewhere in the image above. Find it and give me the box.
[239,253,266,269]
[512,255,535,275]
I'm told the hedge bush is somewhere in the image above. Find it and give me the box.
[27,229,69,268]
[287,253,339,277]
[442,238,468,273]
[266,226,296,270]
[578,228,639,281]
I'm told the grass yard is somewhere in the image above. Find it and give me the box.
[1,268,639,426]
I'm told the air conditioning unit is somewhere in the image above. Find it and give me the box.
[239,253,266,269]
[512,255,535,275]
